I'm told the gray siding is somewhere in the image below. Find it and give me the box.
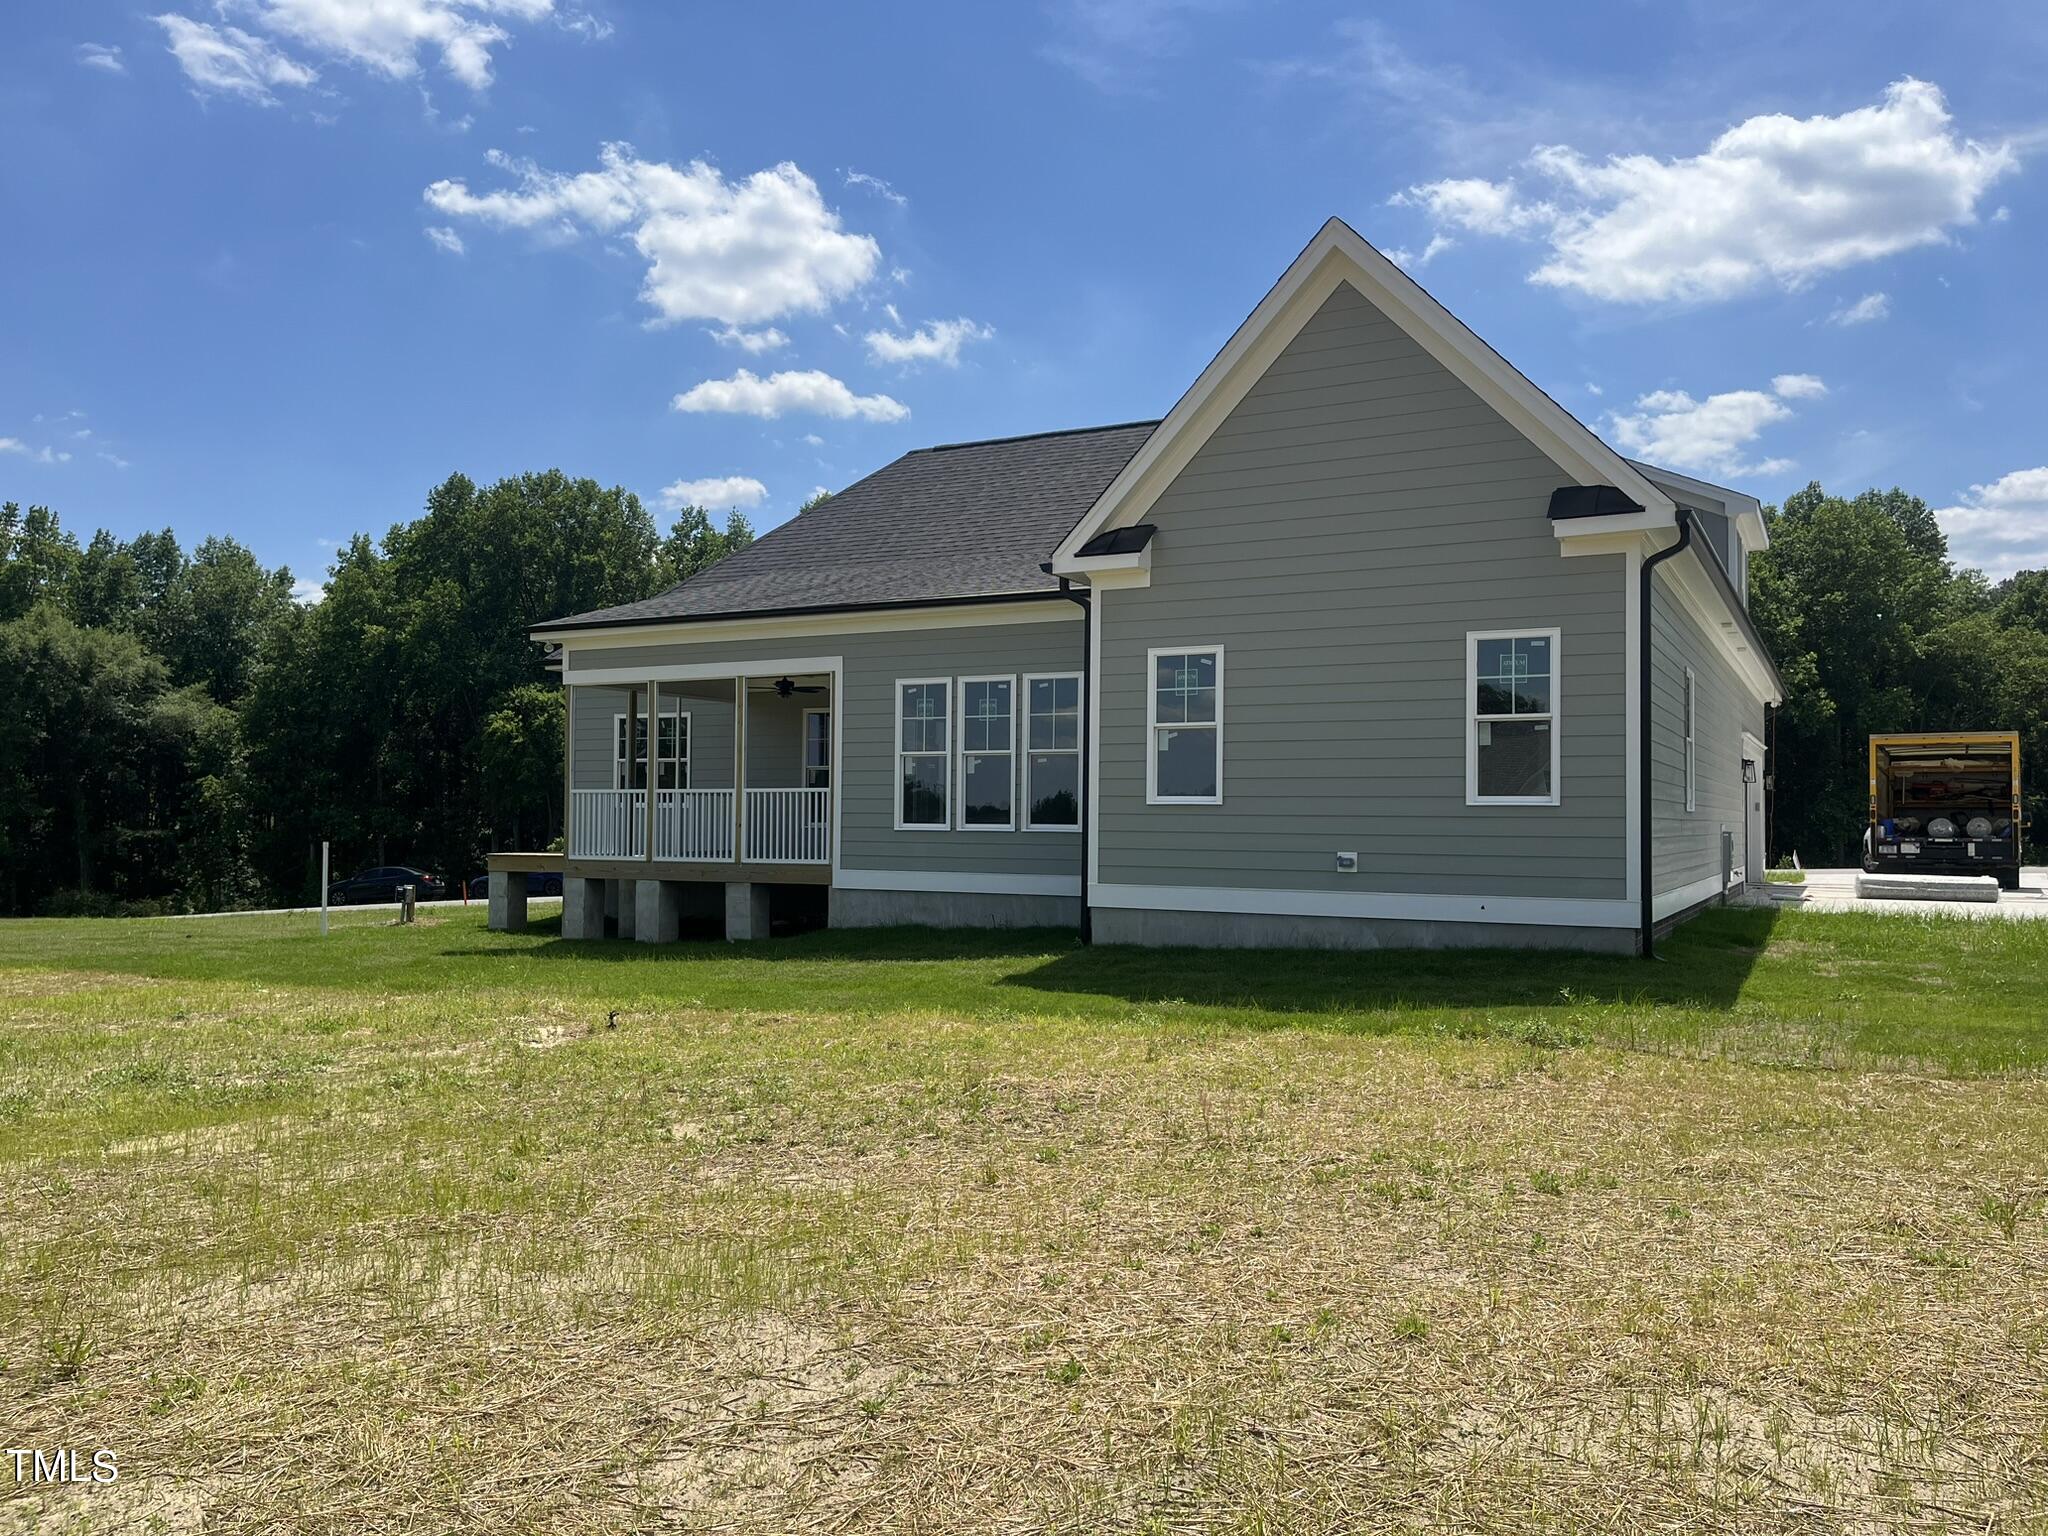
[570,681,736,790]
[1097,279,1629,901]
[1649,572,1762,899]
[564,617,1082,877]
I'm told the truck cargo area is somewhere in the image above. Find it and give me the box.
[1865,732,2023,892]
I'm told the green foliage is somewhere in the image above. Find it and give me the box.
[656,503,755,587]
[1751,483,2048,864]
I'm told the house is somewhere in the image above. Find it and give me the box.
[492,218,1783,954]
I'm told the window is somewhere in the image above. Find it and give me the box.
[1024,673,1081,829]
[1147,647,1222,804]
[956,676,1015,829]
[1467,630,1559,805]
[803,708,831,790]
[1683,666,1697,813]
[895,679,950,829]
[615,705,688,790]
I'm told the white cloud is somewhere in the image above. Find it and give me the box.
[864,315,993,368]
[1827,291,1891,326]
[1933,467,2048,580]
[97,450,132,469]
[802,433,824,448]
[708,324,788,354]
[1393,79,2017,304]
[1041,0,1231,92]
[0,439,72,465]
[1608,374,1823,479]
[290,578,327,606]
[557,10,612,41]
[77,42,127,74]
[657,474,768,512]
[672,368,907,423]
[844,169,906,207]
[423,225,466,255]
[219,0,555,90]
[426,145,881,327]
[153,14,318,104]
[1992,204,2011,222]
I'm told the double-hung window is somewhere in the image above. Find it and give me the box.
[1467,630,1558,805]
[803,708,831,790]
[895,680,950,829]
[956,676,1015,830]
[1147,647,1223,804]
[1683,666,1697,813]
[1023,673,1081,829]
[616,705,688,790]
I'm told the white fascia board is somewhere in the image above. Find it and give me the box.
[1049,545,1152,579]
[1052,217,1676,562]
[1090,882,1636,930]
[566,655,842,688]
[1651,538,1782,707]
[1630,458,1769,553]
[539,598,1078,651]
[1553,514,1671,547]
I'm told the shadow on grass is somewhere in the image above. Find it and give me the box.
[452,904,1776,1016]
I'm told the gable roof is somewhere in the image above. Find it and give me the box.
[539,421,1156,631]
[1051,217,1677,567]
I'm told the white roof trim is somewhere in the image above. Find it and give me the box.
[1629,459,1770,552]
[1051,217,1677,566]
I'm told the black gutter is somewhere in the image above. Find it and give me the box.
[531,587,1071,638]
[1045,564,1092,944]
[1639,512,1693,959]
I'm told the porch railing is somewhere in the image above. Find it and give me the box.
[743,787,830,864]
[571,789,645,860]
[655,788,736,862]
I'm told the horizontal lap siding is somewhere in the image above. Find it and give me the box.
[570,682,736,790]
[564,620,1083,877]
[1098,279,1628,901]
[1649,574,1758,897]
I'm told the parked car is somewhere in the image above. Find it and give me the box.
[327,866,447,905]
[466,871,563,900]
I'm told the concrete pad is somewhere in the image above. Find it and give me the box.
[561,876,605,940]
[634,880,680,943]
[1855,873,1998,903]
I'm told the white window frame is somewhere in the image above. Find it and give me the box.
[893,677,951,831]
[954,674,1017,832]
[802,707,830,790]
[614,704,689,791]
[1145,645,1224,806]
[1683,665,1697,813]
[1465,628,1561,808]
[1022,671,1083,832]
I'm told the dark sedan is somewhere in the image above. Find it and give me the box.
[327,866,447,905]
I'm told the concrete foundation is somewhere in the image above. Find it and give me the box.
[1855,872,1999,903]
[486,876,527,932]
[608,879,637,940]
[1090,905,1639,955]
[725,881,772,941]
[561,876,605,941]
[829,887,1080,930]
[635,879,681,943]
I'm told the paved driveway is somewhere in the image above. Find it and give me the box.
[1767,867,2048,919]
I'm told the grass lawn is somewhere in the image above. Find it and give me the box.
[1766,869,1808,884]
[3,905,2046,1533]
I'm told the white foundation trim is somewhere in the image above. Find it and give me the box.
[833,868,1081,898]
[1652,872,1726,922]
[1089,882,1636,929]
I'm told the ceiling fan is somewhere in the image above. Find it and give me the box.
[765,676,828,698]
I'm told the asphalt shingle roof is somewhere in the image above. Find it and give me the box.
[544,420,1158,630]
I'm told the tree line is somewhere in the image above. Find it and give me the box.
[0,472,2040,914]
[0,475,757,915]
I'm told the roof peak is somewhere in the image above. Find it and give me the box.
[917,419,1158,455]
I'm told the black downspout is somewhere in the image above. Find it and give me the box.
[1639,512,1694,958]
[1048,569,1093,944]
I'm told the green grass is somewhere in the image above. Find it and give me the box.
[1765,868,1807,884]
[3,905,2046,1533]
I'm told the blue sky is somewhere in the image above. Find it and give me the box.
[4,0,2046,594]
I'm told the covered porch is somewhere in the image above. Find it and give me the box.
[565,669,834,869]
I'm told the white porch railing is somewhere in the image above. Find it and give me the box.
[571,789,645,859]
[655,788,736,862]
[743,787,830,864]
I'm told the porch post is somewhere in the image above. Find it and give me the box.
[623,684,639,857]
[645,678,658,862]
[561,683,574,855]
[734,674,748,866]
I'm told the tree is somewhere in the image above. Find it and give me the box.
[656,504,755,587]
[481,684,565,850]
[0,503,81,622]
[1994,570,2048,634]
